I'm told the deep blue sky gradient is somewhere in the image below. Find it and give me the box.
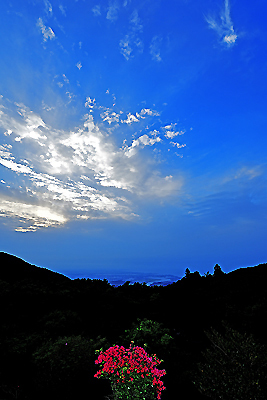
[0,0,266,278]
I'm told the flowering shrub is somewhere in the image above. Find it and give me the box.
[94,342,166,399]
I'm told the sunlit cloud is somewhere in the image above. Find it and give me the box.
[205,0,237,47]
[0,198,66,232]
[0,98,185,231]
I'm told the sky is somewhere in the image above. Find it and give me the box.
[0,0,267,279]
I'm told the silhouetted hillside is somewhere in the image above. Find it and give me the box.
[0,252,266,400]
[0,252,70,284]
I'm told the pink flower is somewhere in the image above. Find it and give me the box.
[94,344,166,399]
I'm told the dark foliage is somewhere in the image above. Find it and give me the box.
[0,252,267,400]
[192,323,267,399]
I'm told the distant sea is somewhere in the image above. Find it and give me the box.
[65,271,181,287]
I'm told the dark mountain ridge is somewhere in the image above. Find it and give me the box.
[1,250,267,288]
[0,252,70,284]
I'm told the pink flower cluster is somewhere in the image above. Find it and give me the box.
[94,343,166,399]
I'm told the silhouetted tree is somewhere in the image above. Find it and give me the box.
[185,268,191,278]
[213,264,225,279]
[184,268,201,281]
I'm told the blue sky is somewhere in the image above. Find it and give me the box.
[0,0,266,278]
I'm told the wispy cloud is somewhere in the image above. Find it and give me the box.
[44,0,53,16]
[119,9,143,60]
[92,5,101,17]
[130,9,142,32]
[205,0,237,47]
[150,36,162,62]
[119,35,133,60]
[37,17,55,41]
[106,1,119,22]
[0,98,185,231]
[186,165,266,221]
[59,4,66,17]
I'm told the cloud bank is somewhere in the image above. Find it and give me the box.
[0,97,185,231]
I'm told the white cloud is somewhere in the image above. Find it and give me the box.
[205,0,237,47]
[223,33,237,45]
[37,18,55,42]
[164,125,185,139]
[85,97,96,109]
[100,110,120,124]
[92,5,101,16]
[124,134,162,157]
[116,108,161,124]
[121,113,139,124]
[171,142,186,149]
[0,158,33,174]
[137,108,160,118]
[0,104,47,144]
